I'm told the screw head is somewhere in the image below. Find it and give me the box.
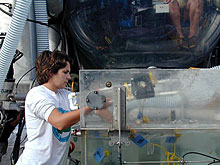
[106,81,112,88]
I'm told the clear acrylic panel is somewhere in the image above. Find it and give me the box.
[66,0,220,68]
[80,69,220,130]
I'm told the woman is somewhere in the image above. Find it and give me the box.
[16,50,91,165]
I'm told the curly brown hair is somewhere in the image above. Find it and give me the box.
[35,50,73,85]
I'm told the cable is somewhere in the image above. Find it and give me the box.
[0,6,11,16]
[11,109,25,164]
[30,77,37,89]
[182,151,220,164]
[26,18,63,48]
[183,151,220,161]
[0,3,12,9]
[0,6,63,51]
[150,142,182,164]
[208,160,220,165]
[20,134,27,145]
[15,67,36,90]
[12,50,23,63]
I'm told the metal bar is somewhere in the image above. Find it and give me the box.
[84,131,87,165]
[123,160,212,164]
[130,127,220,130]
[80,128,110,131]
[118,87,121,145]
[80,127,220,131]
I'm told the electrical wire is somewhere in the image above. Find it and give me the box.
[182,151,220,164]
[208,160,220,165]
[0,5,12,17]
[183,151,220,161]
[0,6,63,51]
[140,131,182,165]
[0,3,12,8]
[26,18,62,50]
[15,67,36,90]
[0,5,63,90]
[30,77,37,89]
[11,109,25,164]
[12,50,23,63]
[150,142,182,164]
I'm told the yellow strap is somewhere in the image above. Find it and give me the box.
[149,72,158,85]
[124,83,132,100]
[71,81,75,92]
[189,67,200,69]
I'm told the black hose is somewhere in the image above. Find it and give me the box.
[11,108,25,164]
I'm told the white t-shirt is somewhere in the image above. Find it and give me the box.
[16,85,72,165]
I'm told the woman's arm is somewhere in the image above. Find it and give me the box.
[48,106,92,130]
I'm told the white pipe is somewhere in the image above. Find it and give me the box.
[28,2,37,80]
[0,0,33,91]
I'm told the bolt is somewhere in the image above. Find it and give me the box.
[106,81,112,88]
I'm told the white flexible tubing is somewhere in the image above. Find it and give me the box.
[0,0,33,91]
